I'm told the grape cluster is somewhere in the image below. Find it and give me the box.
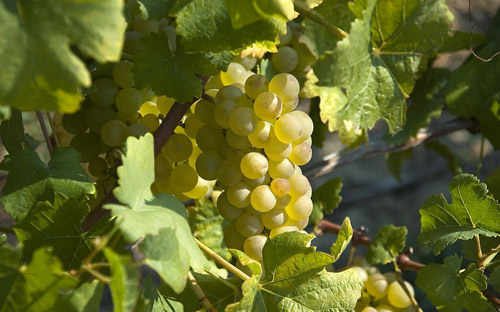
[351,258,417,312]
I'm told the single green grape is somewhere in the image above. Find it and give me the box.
[240,152,268,179]
[139,101,159,117]
[262,208,288,229]
[90,78,119,107]
[113,61,135,88]
[162,133,193,162]
[254,92,282,121]
[264,129,292,161]
[217,160,243,187]
[169,164,198,193]
[226,129,251,150]
[285,195,313,220]
[244,235,267,261]
[268,158,295,179]
[227,182,252,208]
[216,85,243,102]
[220,62,249,86]
[270,178,290,196]
[245,74,269,99]
[115,87,143,114]
[214,100,238,129]
[364,273,389,299]
[138,114,160,132]
[196,124,226,152]
[269,73,300,103]
[250,185,276,213]
[217,191,245,221]
[184,114,205,139]
[229,107,258,136]
[248,121,272,148]
[196,151,223,181]
[288,142,312,166]
[271,46,299,73]
[101,119,129,147]
[234,55,257,70]
[387,281,414,309]
[235,212,264,237]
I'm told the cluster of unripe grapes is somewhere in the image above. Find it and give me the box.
[351,258,417,312]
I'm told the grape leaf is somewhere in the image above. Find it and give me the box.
[311,176,343,222]
[0,247,78,312]
[438,31,487,53]
[425,140,462,176]
[486,166,500,200]
[419,174,500,255]
[309,96,328,148]
[0,109,24,154]
[331,217,353,261]
[0,147,95,222]
[489,267,500,293]
[170,0,285,54]
[226,232,363,311]
[136,277,184,312]
[229,248,262,276]
[103,248,141,312]
[367,225,407,265]
[225,0,264,29]
[314,0,452,136]
[0,0,126,112]
[416,255,492,312]
[188,198,231,261]
[137,0,175,19]
[55,280,104,312]
[13,194,91,270]
[386,149,413,182]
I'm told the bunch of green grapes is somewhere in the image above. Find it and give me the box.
[351,258,418,312]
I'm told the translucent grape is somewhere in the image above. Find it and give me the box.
[244,235,267,261]
[226,129,251,150]
[250,185,276,212]
[269,73,300,103]
[272,46,299,73]
[270,225,299,239]
[285,195,313,220]
[196,151,222,180]
[217,160,243,187]
[231,83,246,93]
[234,55,257,70]
[364,273,389,298]
[205,74,224,90]
[155,154,172,183]
[288,111,314,143]
[156,96,175,115]
[163,133,193,161]
[184,114,205,139]
[282,96,299,114]
[254,92,282,121]
[224,222,246,250]
[352,266,369,282]
[270,178,290,196]
[184,177,210,199]
[113,61,135,88]
[288,171,311,197]
[274,194,291,210]
[85,105,115,133]
[235,212,264,237]
[90,78,119,107]
[248,121,272,148]
[360,307,377,312]
[139,101,159,116]
[289,142,312,165]
[262,208,288,229]
[196,125,225,152]
[101,120,129,147]
[274,113,305,144]
[88,157,108,177]
[238,94,254,108]
[387,281,413,309]
[138,114,160,132]
[123,31,143,55]
[214,100,238,128]
[227,182,252,208]
[216,85,243,102]
[128,123,149,138]
[264,130,292,161]
[268,158,295,179]
[244,74,269,99]
[278,24,292,46]
[194,99,215,124]
[229,107,258,136]
[169,164,198,193]
[243,174,271,189]
[220,62,248,86]
[375,305,395,312]
[240,152,268,179]
[285,216,308,230]
[116,88,143,114]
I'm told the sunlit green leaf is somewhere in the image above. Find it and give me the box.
[367,225,407,265]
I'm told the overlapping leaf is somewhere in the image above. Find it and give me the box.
[0,0,126,112]
[367,225,407,265]
[0,147,95,222]
[419,174,500,255]
[55,280,104,312]
[331,217,353,261]
[310,177,342,223]
[0,109,24,154]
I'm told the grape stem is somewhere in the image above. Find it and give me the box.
[195,238,251,282]
[293,2,347,39]
[187,271,218,312]
[392,260,423,312]
[45,111,60,148]
[36,111,54,153]
[316,219,371,246]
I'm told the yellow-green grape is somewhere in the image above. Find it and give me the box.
[243,173,271,189]
[217,160,243,187]
[116,87,143,114]
[262,208,288,229]
[282,96,299,114]
[140,88,155,102]
[274,194,291,209]
[224,222,246,250]
[288,171,311,197]
[184,177,210,199]
[226,147,248,162]
[194,99,215,124]
[288,111,314,143]
[216,85,243,102]
[184,114,205,139]
[244,235,267,261]
[196,125,225,152]
[235,212,264,237]
[139,101,159,116]
[231,83,246,93]
[123,31,143,55]
[270,225,299,239]
[128,123,149,138]
[248,121,272,148]
[289,142,312,166]
[196,151,222,180]
[116,111,140,124]
[169,164,198,193]
[88,157,108,177]
[133,16,159,36]
[238,94,254,108]
[365,273,389,299]
[254,92,283,121]
[90,78,119,107]
[278,24,292,46]
[268,158,295,179]
[112,61,135,88]
[155,154,172,183]
[220,62,248,86]
[234,55,257,70]
[226,129,251,150]
[229,107,258,136]
[240,152,268,179]
[245,74,269,99]
[250,185,276,212]
[272,46,298,73]
[85,105,115,133]
[227,182,252,208]
[62,107,88,135]
[270,178,290,196]
[214,100,238,128]
[387,281,414,309]
[269,73,300,103]
[217,191,245,221]
[352,266,369,282]
[361,308,377,312]
[264,130,292,161]
[101,120,129,147]
[285,216,308,230]
[375,305,395,312]
[139,114,160,132]
[163,133,193,161]
[205,74,224,90]
[285,195,312,220]
[274,113,305,144]
[156,96,175,115]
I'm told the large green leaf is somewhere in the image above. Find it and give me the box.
[170,0,285,53]
[0,0,126,112]
[314,0,452,136]
[13,195,91,270]
[136,277,184,312]
[419,174,500,255]
[55,280,104,312]
[0,109,24,154]
[416,255,492,312]
[367,225,407,265]
[0,147,95,222]
[226,232,363,311]
[0,247,78,312]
